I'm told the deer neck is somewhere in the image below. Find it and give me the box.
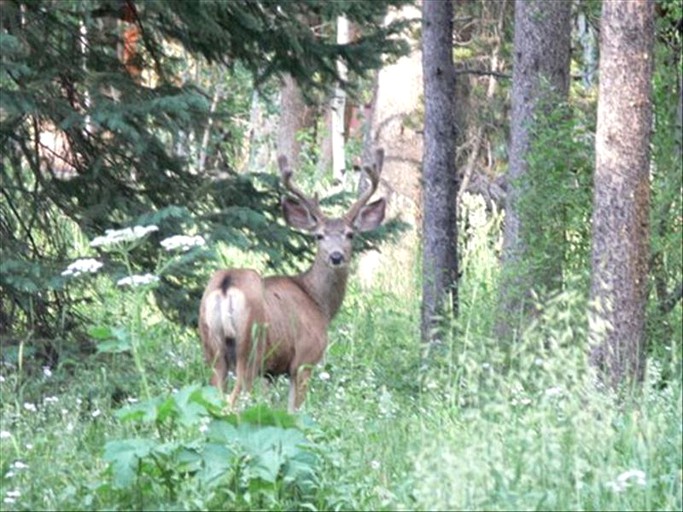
[297,255,350,322]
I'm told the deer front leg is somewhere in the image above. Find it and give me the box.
[288,366,312,412]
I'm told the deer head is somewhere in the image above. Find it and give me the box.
[278,149,386,269]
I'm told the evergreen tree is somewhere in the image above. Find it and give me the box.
[0,0,410,345]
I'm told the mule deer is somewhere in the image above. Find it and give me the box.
[199,150,386,411]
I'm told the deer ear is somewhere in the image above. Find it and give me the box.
[353,198,386,232]
[282,197,319,231]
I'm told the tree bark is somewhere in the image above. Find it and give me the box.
[331,15,349,183]
[496,0,571,340]
[589,0,655,388]
[421,0,458,343]
[277,74,314,168]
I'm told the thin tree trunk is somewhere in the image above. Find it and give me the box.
[589,0,655,388]
[331,15,349,183]
[496,0,571,341]
[421,0,458,343]
[197,81,223,174]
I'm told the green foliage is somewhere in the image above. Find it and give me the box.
[101,386,318,508]
[517,99,595,297]
[153,0,411,93]
[0,197,680,511]
[648,7,683,367]
[0,0,409,357]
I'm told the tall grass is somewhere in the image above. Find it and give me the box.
[0,198,681,510]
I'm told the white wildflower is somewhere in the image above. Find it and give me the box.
[4,471,15,479]
[0,375,5,382]
[4,490,20,504]
[116,273,159,287]
[618,469,646,487]
[12,461,28,470]
[91,409,101,418]
[90,225,158,248]
[24,444,32,450]
[198,417,211,434]
[43,366,52,377]
[160,234,205,252]
[318,371,331,381]
[544,386,563,398]
[370,460,381,471]
[606,469,647,492]
[23,402,37,412]
[61,258,103,277]
[44,396,59,404]
[0,431,11,439]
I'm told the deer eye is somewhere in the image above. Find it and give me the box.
[315,233,325,241]
[345,232,354,240]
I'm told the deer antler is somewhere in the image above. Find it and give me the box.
[344,148,384,222]
[278,155,324,220]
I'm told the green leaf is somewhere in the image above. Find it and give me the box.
[94,327,131,354]
[237,424,314,484]
[172,385,211,426]
[197,443,235,486]
[175,445,203,475]
[116,396,164,424]
[103,438,157,488]
[238,404,298,428]
[155,396,179,425]
[188,385,226,418]
[207,419,239,444]
[87,325,113,340]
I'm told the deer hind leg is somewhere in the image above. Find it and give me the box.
[203,331,228,393]
[210,353,228,393]
[229,327,262,409]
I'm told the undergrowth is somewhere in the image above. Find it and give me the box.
[0,203,681,511]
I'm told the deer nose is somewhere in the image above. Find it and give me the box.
[329,251,345,266]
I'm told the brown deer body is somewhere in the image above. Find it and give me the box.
[199,150,386,411]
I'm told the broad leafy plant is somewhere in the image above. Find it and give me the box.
[103,385,319,509]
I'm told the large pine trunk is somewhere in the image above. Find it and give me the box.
[421,0,458,343]
[589,0,655,388]
[496,0,571,340]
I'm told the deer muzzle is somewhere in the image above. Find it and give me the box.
[329,251,345,266]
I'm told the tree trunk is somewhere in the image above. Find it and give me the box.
[331,15,349,183]
[277,74,313,168]
[421,0,458,343]
[496,0,571,340]
[589,0,655,388]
